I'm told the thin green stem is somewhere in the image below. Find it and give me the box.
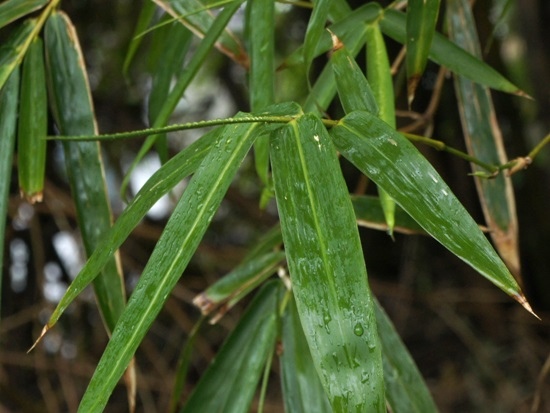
[527,132,550,160]
[402,132,499,173]
[48,115,295,141]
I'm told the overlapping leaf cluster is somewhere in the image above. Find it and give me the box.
[0,0,536,412]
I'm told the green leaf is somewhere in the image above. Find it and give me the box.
[44,11,126,334]
[42,127,219,331]
[155,0,248,66]
[0,18,37,90]
[271,113,385,413]
[122,0,157,75]
[76,120,259,412]
[405,0,441,104]
[246,0,275,187]
[374,299,439,413]
[282,2,382,70]
[121,0,245,199]
[17,36,47,203]
[446,0,520,278]
[0,68,20,321]
[380,8,528,97]
[280,295,332,413]
[331,38,378,116]
[182,281,281,413]
[193,251,285,321]
[330,110,528,304]
[0,0,47,30]
[303,0,331,79]
[366,22,397,237]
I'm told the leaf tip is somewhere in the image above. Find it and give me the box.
[407,75,421,107]
[328,29,343,52]
[28,324,50,353]
[192,293,214,315]
[513,293,540,320]
[514,89,534,100]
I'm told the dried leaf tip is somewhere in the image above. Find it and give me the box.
[407,75,421,108]
[514,89,534,101]
[513,293,541,320]
[27,324,50,353]
[328,29,343,52]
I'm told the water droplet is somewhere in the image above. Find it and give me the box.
[323,313,332,323]
[368,341,376,353]
[361,371,370,383]
[353,322,364,336]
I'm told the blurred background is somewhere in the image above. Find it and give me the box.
[1,0,550,411]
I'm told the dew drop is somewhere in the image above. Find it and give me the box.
[353,322,364,336]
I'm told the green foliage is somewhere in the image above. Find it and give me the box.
[0,0,542,411]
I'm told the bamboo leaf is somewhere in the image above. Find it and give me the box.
[0,68,20,321]
[121,0,245,199]
[0,18,37,90]
[280,296,332,413]
[122,0,157,75]
[374,299,439,413]
[44,11,126,333]
[154,0,248,66]
[366,22,397,237]
[380,8,529,97]
[446,0,521,279]
[0,0,47,30]
[405,0,441,104]
[303,0,331,80]
[193,251,285,322]
[330,110,534,314]
[271,114,385,412]
[41,127,219,332]
[331,36,378,116]
[76,120,259,412]
[182,281,281,413]
[246,0,275,188]
[17,36,47,203]
[282,2,382,70]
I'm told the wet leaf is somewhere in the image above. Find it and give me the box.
[76,119,259,412]
[330,110,531,309]
[272,113,385,412]
[182,281,281,413]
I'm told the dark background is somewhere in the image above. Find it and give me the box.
[1,0,550,412]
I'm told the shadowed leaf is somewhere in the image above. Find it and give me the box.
[447,0,521,281]
[182,281,281,413]
[0,0,47,30]
[0,18,37,90]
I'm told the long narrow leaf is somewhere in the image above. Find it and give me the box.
[405,0,441,104]
[17,37,47,203]
[193,251,285,321]
[122,0,157,75]
[0,18,37,90]
[154,0,248,66]
[182,281,281,413]
[380,8,528,97]
[330,110,534,314]
[77,120,259,412]
[246,0,275,187]
[280,296,332,413]
[0,0,47,30]
[303,0,331,80]
[447,0,520,279]
[44,11,126,333]
[374,300,438,413]
[366,23,397,236]
[41,128,219,332]
[121,0,244,198]
[0,68,20,322]
[271,114,385,412]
